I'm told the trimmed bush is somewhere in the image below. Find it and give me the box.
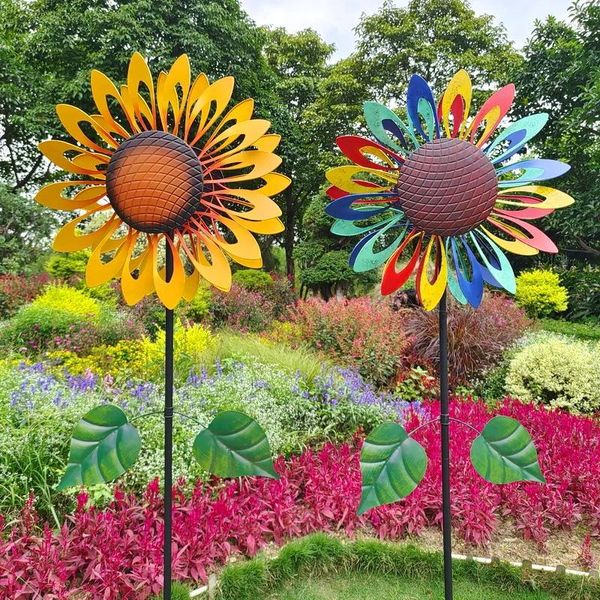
[0,285,101,354]
[505,333,600,414]
[218,534,600,600]
[232,269,273,291]
[45,250,89,279]
[559,265,600,322]
[515,269,568,318]
[539,318,600,341]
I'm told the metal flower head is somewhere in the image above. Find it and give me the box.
[325,70,574,310]
[37,53,289,309]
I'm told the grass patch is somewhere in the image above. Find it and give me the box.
[201,331,327,384]
[217,534,600,600]
[538,318,600,341]
[267,572,552,599]
[149,581,191,599]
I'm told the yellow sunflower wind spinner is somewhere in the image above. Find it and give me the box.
[36,52,289,308]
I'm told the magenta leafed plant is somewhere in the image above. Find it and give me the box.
[2,399,599,597]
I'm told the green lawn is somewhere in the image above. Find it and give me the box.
[267,572,551,600]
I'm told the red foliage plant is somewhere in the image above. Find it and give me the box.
[291,297,406,387]
[0,273,50,319]
[209,283,276,333]
[403,293,530,383]
[1,398,599,599]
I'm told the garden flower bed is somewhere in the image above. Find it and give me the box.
[1,398,598,598]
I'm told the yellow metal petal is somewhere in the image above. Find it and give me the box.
[183,72,210,140]
[121,244,155,306]
[151,236,185,310]
[480,225,539,256]
[36,181,106,211]
[496,186,575,210]
[212,216,262,268]
[202,120,271,162]
[180,232,232,292]
[39,140,108,177]
[326,165,395,194]
[186,77,235,146]
[182,269,200,302]
[215,188,283,220]
[211,150,282,183]
[229,215,284,234]
[56,104,117,153]
[90,69,139,137]
[157,55,191,134]
[441,70,472,138]
[127,52,157,129]
[53,211,117,252]
[417,236,448,311]
[86,231,136,288]
[199,98,255,146]
[254,134,281,153]
[257,173,291,197]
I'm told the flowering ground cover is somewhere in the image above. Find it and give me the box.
[0,358,414,522]
[1,397,598,598]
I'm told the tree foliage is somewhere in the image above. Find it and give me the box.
[353,0,522,102]
[0,0,277,190]
[513,0,600,255]
[0,185,54,273]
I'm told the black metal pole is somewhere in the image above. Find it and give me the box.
[439,290,453,600]
[163,238,174,600]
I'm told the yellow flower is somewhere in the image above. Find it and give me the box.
[37,53,289,309]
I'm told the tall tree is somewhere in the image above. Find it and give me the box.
[353,0,522,103]
[262,28,334,280]
[0,0,278,191]
[513,0,600,256]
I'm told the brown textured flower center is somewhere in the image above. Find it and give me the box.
[106,130,204,234]
[396,138,498,237]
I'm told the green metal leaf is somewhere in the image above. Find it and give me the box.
[193,411,278,479]
[470,416,545,484]
[358,422,427,515]
[58,405,141,490]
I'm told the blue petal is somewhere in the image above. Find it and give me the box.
[451,237,484,308]
[325,193,397,220]
[497,159,570,187]
[406,74,440,141]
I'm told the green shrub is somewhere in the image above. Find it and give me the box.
[0,285,146,355]
[505,333,600,414]
[515,269,568,318]
[180,283,212,322]
[558,265,600,322]
[0,284,101,354]
[539,318,600,341]
[232,269,273,291]
[45,250,89,279]
[33,284,100,318]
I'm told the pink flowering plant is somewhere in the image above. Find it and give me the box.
[1,398,598,597]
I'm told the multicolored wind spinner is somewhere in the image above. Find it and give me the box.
[325,70,574,310]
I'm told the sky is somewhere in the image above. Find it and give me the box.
[240,0,573,59]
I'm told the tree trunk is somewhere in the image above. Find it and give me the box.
[284,194,296,283]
